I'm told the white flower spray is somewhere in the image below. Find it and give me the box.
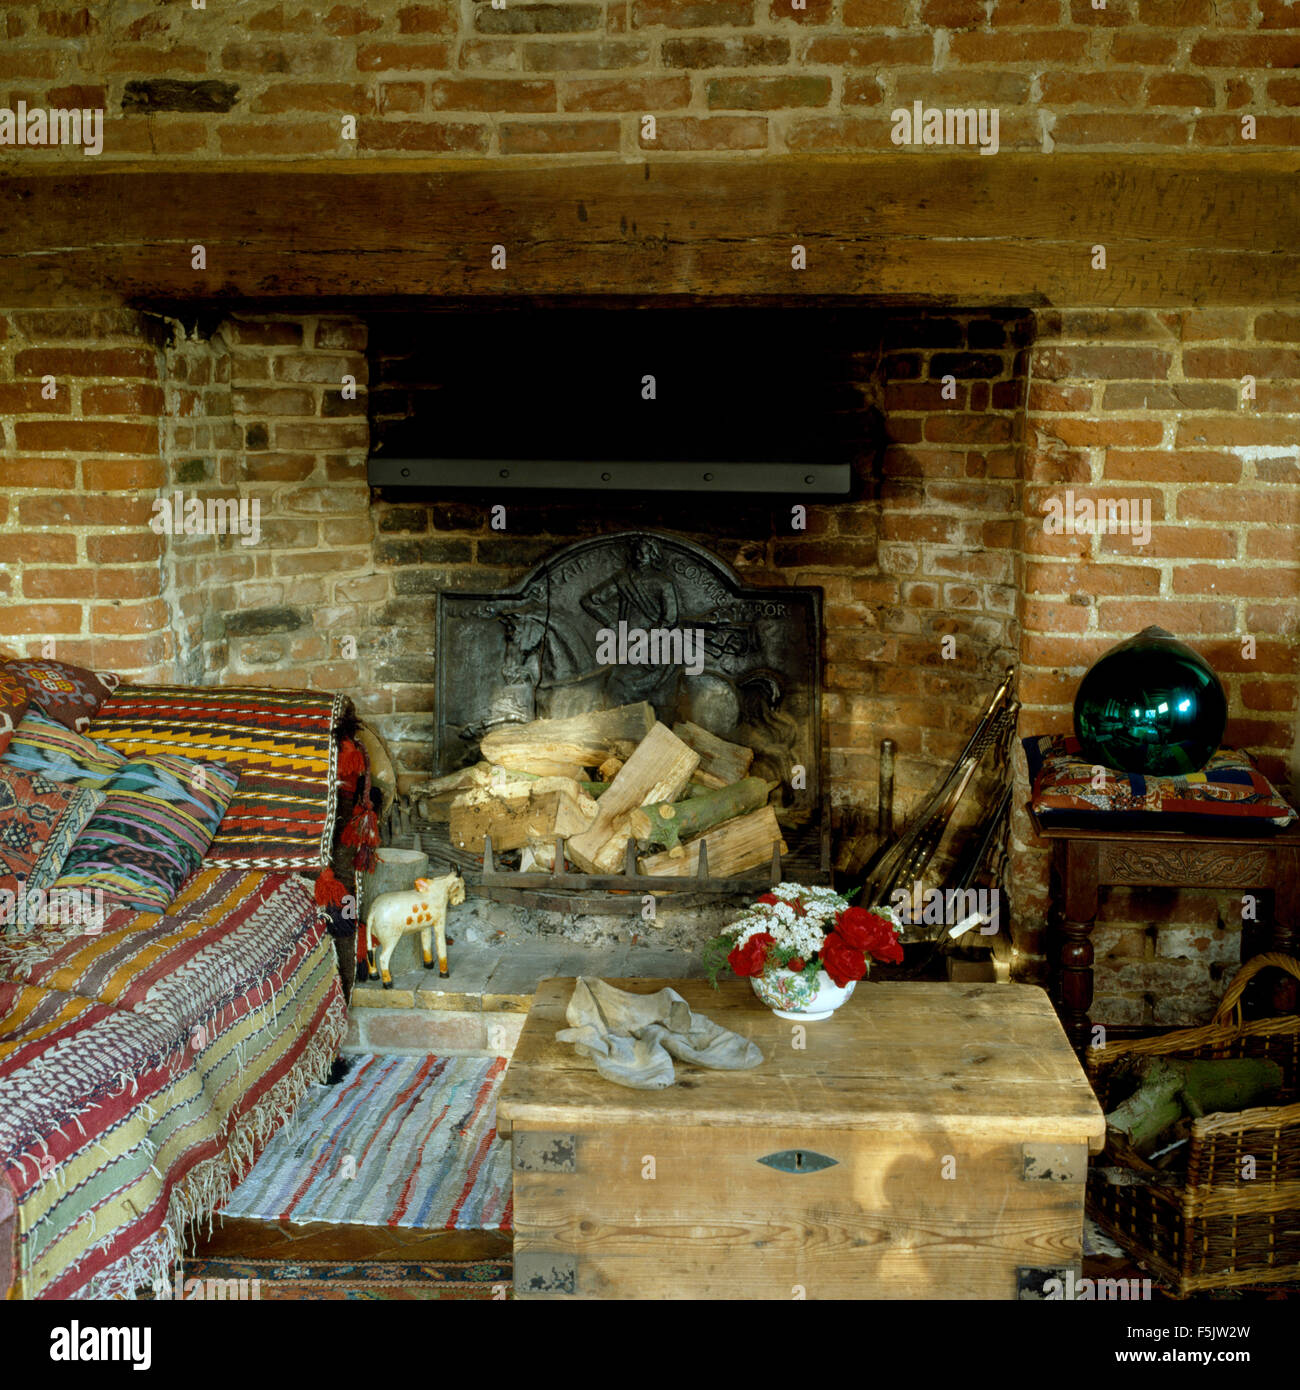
[705,882,906,987]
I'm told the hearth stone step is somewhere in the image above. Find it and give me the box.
[362,881,736,981]
[343,939,708,1060]
[352,940,708,1011]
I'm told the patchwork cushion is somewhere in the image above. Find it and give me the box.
[0,767,106,933]
[1024,735,1298,833]
[4,660,120,734]
[52,754,240,913]
[89,685,345,870]
[0,672,29,757]
[0,708,127,786]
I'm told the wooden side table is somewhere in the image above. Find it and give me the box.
[1032,816,1300,1052]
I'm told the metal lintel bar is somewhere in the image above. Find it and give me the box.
[368,458,852,495]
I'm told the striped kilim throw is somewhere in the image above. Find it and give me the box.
[219,1054,513,1231]
[88,685,346,870]
[0,868,347,1299]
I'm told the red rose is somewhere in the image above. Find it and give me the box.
[834,906,875,948]
[837,907,903,964]
[787,957,805,972]
[728,931,774,978]
[870,931,904,965]
[819,932,868,988]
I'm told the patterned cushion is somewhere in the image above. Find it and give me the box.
[4,660,120,734]
[1024,735,1298,833]
[0,767,106,934]
[89,685,346,870]
[0,708,127,786]
[0,672,29,757]
[52,754,240,913]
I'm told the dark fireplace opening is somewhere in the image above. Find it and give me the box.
[366,301,881,499]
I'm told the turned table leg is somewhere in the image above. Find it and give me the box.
[1054,840,1100,1054]
[1269,841,1300,1014]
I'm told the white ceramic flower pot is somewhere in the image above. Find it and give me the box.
[750,966,857,1021]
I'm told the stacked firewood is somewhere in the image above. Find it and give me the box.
[416,702,785,878]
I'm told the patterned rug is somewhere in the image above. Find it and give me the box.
[217,1054,514,1230]
[173,1256,510,1300]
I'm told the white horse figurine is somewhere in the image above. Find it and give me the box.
[365,872,466,988]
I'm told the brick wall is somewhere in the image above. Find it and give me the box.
[0,308,372,690]
[0,1,1298,163]
[162,318,237,683]
[0,307,173,677]
[1011,306,1300,1021]
[850,308,1026,856]
[203,313,373,695]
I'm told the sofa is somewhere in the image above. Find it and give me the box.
[0,663,368,1300]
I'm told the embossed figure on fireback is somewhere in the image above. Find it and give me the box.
[733,670,806,826]
[579,536,684,716]
[468,585,607,734]
[492,604,548,725]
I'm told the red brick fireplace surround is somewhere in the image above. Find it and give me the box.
[1,6,1299,1025]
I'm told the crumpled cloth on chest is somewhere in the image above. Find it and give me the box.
[555,977,764,1090]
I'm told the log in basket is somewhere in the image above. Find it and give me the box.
[1086,952,1300,1297]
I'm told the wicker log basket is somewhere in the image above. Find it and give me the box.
[1086,952,1300,1297]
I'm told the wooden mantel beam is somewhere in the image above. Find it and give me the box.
[1,154,1296,308]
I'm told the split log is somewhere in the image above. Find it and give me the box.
[430,767,540,826]
[690,770,728,790]
[418,762,492,796]
[519,844,550,872]
[638,804,788,878]
[479,702,656,777]
[597,755,625,782]
[628,777,775,851]
[1105,1056,1284,1155]
[416,764,608,821]
[414,762,491,820]
[672,721,754,786]
[565,722,699,874]
[491,766,608,795]
[450,778,597,854]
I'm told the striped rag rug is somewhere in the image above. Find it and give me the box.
[218,1054,513,1231]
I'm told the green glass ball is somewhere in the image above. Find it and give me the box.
[1073,626,1227,776]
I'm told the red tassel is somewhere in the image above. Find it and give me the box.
[337,737,366,794]
[349,825,378,874]
[314,866,347,909]
[342,772,379,873]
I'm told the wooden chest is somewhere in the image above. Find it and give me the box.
[497,978,1105,1300]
